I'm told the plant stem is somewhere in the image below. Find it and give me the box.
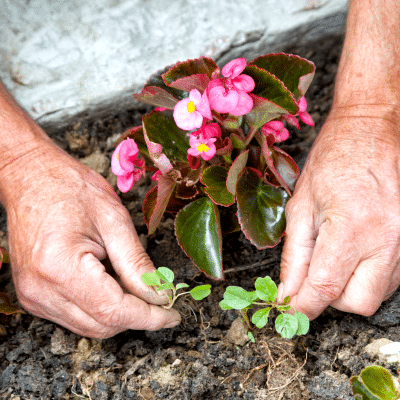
[241,309,252,330]
[243,126,258,147]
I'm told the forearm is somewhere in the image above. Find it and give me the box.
[333,0,400,114]
[0,81,54,205]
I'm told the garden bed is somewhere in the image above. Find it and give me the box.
[1,33,399,400]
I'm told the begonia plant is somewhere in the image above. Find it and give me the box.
[112,54,315,280]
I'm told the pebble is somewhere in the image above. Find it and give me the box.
[224,317,249,346]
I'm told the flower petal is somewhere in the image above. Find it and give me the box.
[117,172,135,193]
[299,111,315,126]
[203,123,221,139]
[232,74,255,92]
[222,58,247,79]
[196,90,212,120]
[283,114,300,129]
[297,96,308,112]
[111,142,126,175]
[208,87,239,113]
[119,138,139,171]
[189,89,202,103]
[229,91,253,116]
[201,142,216,161]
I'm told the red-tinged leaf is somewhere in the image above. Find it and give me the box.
[146,175,177,235]
[226,150,249,195]
[115,126,153,165]
[143,110,190,166]
[220,205,241,235]
[0,247,9,267]
[164,192,193,216]
[175,197,223,280]
[176,182,199,199]
[215,136,233,156]
[134,66,187,108]
[350,376,381,400]
[167,74,211,93]
[0,292,23,315]
[200,166,235,207]
[272,147,300,192]
[248,53,315,99]
[230,132,246,149]
[236,168,289,249]
[163,57,219,92]
[359,366,398,400]
[143,185,158,228]
[260,135,292,196]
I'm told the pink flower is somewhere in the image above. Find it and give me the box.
[261,120,289,143]
[151,170,162,181]
[173,89,212,130]
[191,122,221,140]
[187,135,217,161]
[283,96,314,129]
[111,138,146,192]
[208,58,255,116]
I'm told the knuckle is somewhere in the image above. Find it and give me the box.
[309,277,343,302]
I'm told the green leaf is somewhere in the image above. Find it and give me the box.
[157,282,174,291]
[255,276,278,302]
[156,267,175,283]
[190,285,212,300]
[176,283,190,291]
[271,147,300,192]
[200,165,235,206]
[143,110,190,165]
[248,331,256,343]
[294,311,310,336]
[141,272,162,287]
[350,376,381,400]
[175,197,223,280]
[281,296,290,305]
[252,307,271,329]
[236,168,289,249]
[219,299,234,310]
[223,286,255,309]
[0,248,9,264]
[275,313,298,339]
[276,305,291,312]
[359,366,399,400]
[226,150,249,196]
[248,53,315,99]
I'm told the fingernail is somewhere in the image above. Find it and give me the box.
[165,320,180,329]
[277,283,284,303]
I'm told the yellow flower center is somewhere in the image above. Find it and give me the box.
[116,152,119,160]
[187,101,196,113]
[197,143,209,153]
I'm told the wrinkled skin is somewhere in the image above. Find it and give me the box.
[4,139,180,338]
[279,109,400,320]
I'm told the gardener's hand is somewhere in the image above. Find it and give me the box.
[279,109,400,320]
[3,138,180,338]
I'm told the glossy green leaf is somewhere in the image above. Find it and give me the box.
[200,165,234,206]
[176,283,190,291]
[226,150,248,196]
[156,267,175,283]
[163,57,219,92]
[255,276,278,302]
[248,53,315,99]
[236,168,289,249]
[275,313,298,339]
[190,285,212,300]
[294,311,310,336]
[143,110,190,165]
[175,197,223,280]
[360,366,399,400]
[350,376,381,400]
[252,307,271,329]
[141,272,162,287]
[223,286,255,309]
[134,66,187,108]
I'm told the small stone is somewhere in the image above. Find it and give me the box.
[90,380,109,400]
[51,328,75,355]
[80,150,110,176]
[224,317,249,346]
[140,386,155,400]
[364,338,394,362]
[171,359,181,368]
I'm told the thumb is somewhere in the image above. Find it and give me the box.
[99,214,171,306]
[278,195,317,301]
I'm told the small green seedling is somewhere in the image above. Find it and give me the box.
[219,276,309,339]
[141,267,211,309]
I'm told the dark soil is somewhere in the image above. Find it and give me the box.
[1,33,400,400]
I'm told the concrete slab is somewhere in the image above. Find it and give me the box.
[0,0,348,131]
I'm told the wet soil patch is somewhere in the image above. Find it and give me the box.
[1,33,399,400]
